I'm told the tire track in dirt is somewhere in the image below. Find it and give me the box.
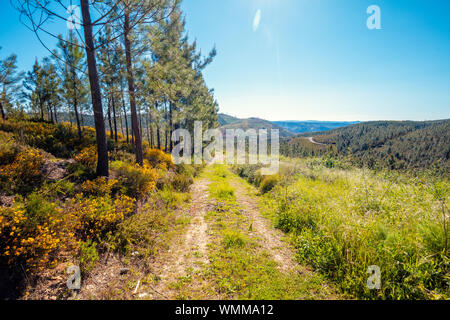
[144,178,215,299]
[219,170,339,299]
[230,177,310,274]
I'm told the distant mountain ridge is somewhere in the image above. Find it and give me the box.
[218,114,357,136]
[273,120,360,134]
[218,115,294,138]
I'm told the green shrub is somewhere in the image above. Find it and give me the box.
[79,240,99,274]
[216,167,228,178]
[157,186,192,210]
[40,180,76,198]
[233,164,263,187]
[171,173,193,192]
[211,182,235,200]
[114,205,170,257]
[223,229,246,249]
[0,131,21,165]
[323,156,336,169]
[260,175,279,194]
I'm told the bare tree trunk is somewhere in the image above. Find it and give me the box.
[107,99,113,140]
[145,113,151,146]
[131,116,135,146]
[40,102,44,121]
[149,120,154,148]
[120,83,129,144]
[139,108,143,143]
[53,103,58,123]
[164,101,169,151]
[0,100,6,120]
[164,116,168,152]
[72,74,82,139]
[112,94,118,143]
[169,102,173,152]
[80,0,108,177]
[157,123,161,149]
[124,9,143,166]
[48,104,54,123]
[68,108,73,126]
[120,112,125,136]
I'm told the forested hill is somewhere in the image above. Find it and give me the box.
[218,116,294,138]
[283,120,450,170]
[218,114,240,126]
[218,114,357,135]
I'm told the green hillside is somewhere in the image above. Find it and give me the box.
[218,113,240,126]
[282,120,450,170]
[218,114,357,135]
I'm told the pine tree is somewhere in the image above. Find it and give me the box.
[142,5,218,150]
[0,49,24,120]
[23,59,46,120]
[41,60,61,123]
[55,34,88,139]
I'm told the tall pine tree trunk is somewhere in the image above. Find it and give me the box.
[124,9,143,166]
[107,99,113,140]
[139,109,143,144]
[53,103,58,123]
[72,73,82,139]
[169,102,173,152]
[145,113,151,146]
[68,107,73,126]
[112,94,118,143]
[48,104,54,123]
[120,83,129,144]
[0,100,5,120]
[120,112,125,136]
[149,117,154,148]
[80,0,108,177]
[40,101,44,121]
[157,123,161,150]
[164,122,168,152]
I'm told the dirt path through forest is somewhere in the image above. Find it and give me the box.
[144,178,216,299]
[139,165,338,300]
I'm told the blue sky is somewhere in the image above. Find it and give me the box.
[1,0,449,121]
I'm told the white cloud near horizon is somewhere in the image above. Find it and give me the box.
[253,9,261,31]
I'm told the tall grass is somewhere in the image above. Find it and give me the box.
[260,158,449,299]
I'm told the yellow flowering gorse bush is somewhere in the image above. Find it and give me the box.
[144,148,175,170]
[81,177,118,196]
[66,193,136,240]
[0,119,198,286]
[0,200,71,272]
[0,149,45,195]
[74,146,98,170]
[111,160,158,198]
